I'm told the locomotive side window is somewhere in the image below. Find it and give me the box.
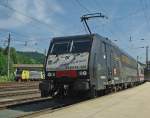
[72,40,92,53]
[51,42,70,54]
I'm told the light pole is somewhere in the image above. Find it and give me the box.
[137,56,139,78]
[146,46,149,67]
[137,46,149,67]
[130,45,148,65]
[139,38,149,66]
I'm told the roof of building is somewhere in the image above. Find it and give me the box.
[13,64,43,68]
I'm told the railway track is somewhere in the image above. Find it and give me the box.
[0,89,39,98]
[0,86,38,92]
[0,95,41,109]
[0,81,39,89]
[0,81,86,118]
[18,98,80,118]
[0,81,41,109]
[0,82,87,117]
[0,96,85,118]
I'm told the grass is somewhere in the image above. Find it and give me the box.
[0,74,15,83]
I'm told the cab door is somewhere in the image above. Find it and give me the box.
[102,42,112,81]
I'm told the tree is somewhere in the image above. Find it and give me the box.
[0,51,7,75]
[10,47,17,64]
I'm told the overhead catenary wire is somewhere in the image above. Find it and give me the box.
[0,32,47,48]
[140,0,150,28]
[92,0,145,48]
[0,28,32,39]
[93,0,143,22]
[75,0,91,13]
[0,2,56,38]
[0,2,61,32]
[92,0,145,39]
[0,28,51,44]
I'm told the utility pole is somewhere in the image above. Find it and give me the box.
[7,33,11,79]
[81,13,108,34]
[146,46,149,67]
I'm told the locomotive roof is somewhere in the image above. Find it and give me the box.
[51,33,139,63]
[94,34,137,62]
[52,34,94,41]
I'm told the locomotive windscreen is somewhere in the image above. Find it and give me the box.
[51,42,70,54]
[50,39,92,54]
[72,40,92,53]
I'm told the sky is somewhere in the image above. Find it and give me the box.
[0,0,149,63]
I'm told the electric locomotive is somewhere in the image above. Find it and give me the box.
[39,34,144,98]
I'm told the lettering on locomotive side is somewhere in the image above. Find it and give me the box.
[121,55,129,64]
[65,65,87,70]
[121,55,137,68]
[113,56,120,61]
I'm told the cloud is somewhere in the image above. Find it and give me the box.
[0,0,68,49]
[46,0,65,15]
[0,0,30,28]
[0,0,65,30]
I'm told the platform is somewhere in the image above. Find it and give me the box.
[35,82,150,118]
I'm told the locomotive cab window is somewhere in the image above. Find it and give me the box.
[72,40,92,53]
[51,42,70,54]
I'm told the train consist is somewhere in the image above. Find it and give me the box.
[39,34,144,98]
[15,69,44,81]
[13,64,44,81]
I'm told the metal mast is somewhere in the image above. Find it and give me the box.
[7,33,11,79]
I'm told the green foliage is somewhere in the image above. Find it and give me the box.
[11,47,17,64]
[0,74,14,82]
[0,47,45,79]
[0,48,7,75]
[16,51,45,64]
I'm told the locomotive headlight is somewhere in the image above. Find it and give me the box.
[82,71,87,76]
[47,72,55,77]
[79,71,87,76]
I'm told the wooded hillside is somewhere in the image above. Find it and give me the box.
[0,47,45,75]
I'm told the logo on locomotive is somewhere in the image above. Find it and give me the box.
[46,52,89,71]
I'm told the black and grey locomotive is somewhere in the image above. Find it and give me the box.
[39,34,144,98]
